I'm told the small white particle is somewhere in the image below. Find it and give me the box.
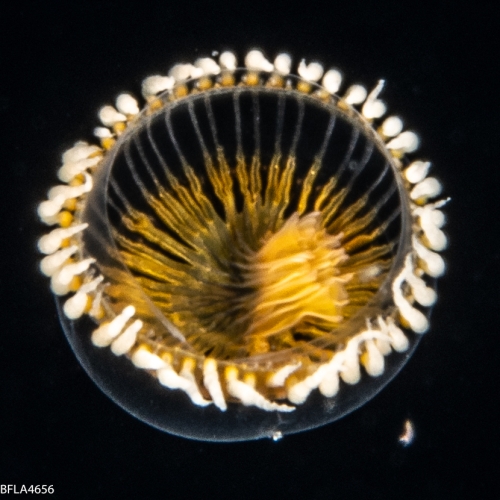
[398,419,415,447]
[271,431,283,442]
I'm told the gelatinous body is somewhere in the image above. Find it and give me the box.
[38,50,447,441]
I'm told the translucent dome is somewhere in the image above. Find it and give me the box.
[38,51,447,441]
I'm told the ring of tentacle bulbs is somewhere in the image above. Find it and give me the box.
[38,50,447,413]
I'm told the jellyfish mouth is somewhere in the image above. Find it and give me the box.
[237,211,353,353]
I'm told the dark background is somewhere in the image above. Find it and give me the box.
[1,1,498,498]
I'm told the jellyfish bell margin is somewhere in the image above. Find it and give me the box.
[37,49,447,442]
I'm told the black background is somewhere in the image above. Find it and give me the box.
[1,1,499,498]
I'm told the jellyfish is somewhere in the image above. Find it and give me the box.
[37,49,447,441]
